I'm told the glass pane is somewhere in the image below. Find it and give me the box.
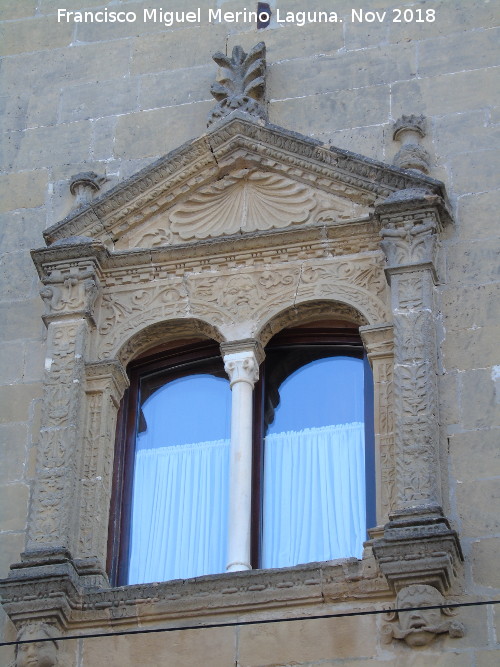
[262,356,366,568]
[128,373,231,584]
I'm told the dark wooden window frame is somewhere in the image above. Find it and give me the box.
[108,329,375,586]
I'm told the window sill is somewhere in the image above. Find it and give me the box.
[83,550,389,627]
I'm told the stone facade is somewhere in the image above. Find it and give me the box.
[1,1,499,665]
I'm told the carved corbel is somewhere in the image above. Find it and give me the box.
[382,584,465,648]
[14,623,60,667]
[208,42,267,127]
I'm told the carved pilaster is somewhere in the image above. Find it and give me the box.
[360,324,394,525]
[373,189,462,595]
[20,243,106,571]
[25,318,89,560]
[74,361,129,584]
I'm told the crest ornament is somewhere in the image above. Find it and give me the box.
[208,42,267,126]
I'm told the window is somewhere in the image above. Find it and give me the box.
[108,327,374,586]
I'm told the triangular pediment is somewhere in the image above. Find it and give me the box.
[44,113,446,250]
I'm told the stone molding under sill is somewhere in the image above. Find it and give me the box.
[1,554,390,631]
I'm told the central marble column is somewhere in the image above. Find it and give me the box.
[221,339,264,572]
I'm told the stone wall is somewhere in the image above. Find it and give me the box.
[1,0,499,664]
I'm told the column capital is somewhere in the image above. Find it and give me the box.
[221,339,264,388]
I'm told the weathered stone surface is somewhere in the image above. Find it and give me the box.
[131,25,227,75]
[1,3,499,663]
[81,627,235,667]
[238,614,377,664]
[227,19,344,60]
[456,479,500,538]
[0,423,28,483]
[460,369,500,430]
[472,538,500,589]
[0,483,29,530]
[441,283,500,330]
[0,251,39,300]
[418,27,500,77]
[114,101,213,158]
[450,429,500,482]
[0,300,44,341]
[392,68,500,118]
[476,651,500,667]
[0,384,42,424]
[271,84,390,134]
[140,65,213,110]
[0,0,37,20]
[270,43,416,100]
[446,240,500,286]
[60,77,140,124]
[0,342,25,384]
[0,16,72,56]
[449,149,499,195]
[10,122,92,171]
[0,171,48,214]
[443,326,500,371]
[455,189,500,240]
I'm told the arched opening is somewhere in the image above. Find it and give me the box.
[252,320,376,568]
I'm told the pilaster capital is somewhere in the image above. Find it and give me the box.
[359,323,394,361]
[375,188,452,270]
[32,240,107,325]
[85,360,130,404]
[221,339,264,388]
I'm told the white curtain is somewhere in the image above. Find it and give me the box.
[128,439,230,584]
[262,422,366,569]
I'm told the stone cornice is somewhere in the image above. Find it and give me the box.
[33,220,384,289]
[43,115,447,248]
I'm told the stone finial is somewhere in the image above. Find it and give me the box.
[382,584,465,648]
[15,624,59,667]
[207,42,267,127]
[69,172,105,208]
[392,114,430,174]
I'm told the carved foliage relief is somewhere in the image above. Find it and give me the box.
[380,210,441,508]
[93,253,390,361]
[29,320,88,547]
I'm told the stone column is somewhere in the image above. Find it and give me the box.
[372,189,462,594]
[221,339,264,572]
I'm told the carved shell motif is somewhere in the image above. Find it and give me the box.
[169,169,316,240]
